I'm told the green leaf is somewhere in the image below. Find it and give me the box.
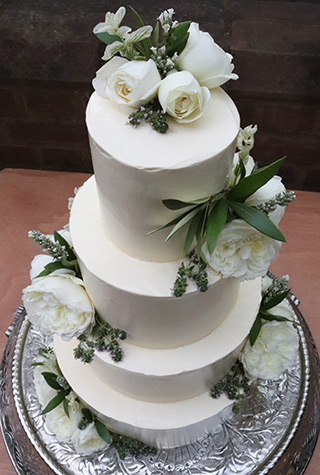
[259,311,291,323]
[167,21,191,56]
[94,419,113,444]
[166,207,201,242]
[261,289,290,311]
[162,199,195,210]
[41,372,61,390]
[184,211,203,255]
[41,389,69,415]
[130,7,152,58]
[146,208,194,235]
[54,231,76,260]
[249,315,262,346]
[81,408,93,422]
[227,201,286,242]
[31,362,44,367]
[95,32,122,45]
[228,157,286,202]
[63,398,70,418]
[36,261,66,278]
[206,199,228,255]
[153,21,160,48]
[38,348,50,358]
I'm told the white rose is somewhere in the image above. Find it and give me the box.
[22,273,95,340]
[203,219,282,280]
[177,22,238,89]
[158,71,210,123]
[245,176,286,225]
[46,403,82,442]
[71,422,109,455]
[93,57,161,106]
[241,321,299,379]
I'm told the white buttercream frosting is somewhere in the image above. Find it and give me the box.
[70,177,241,349]
[86,88,239,261]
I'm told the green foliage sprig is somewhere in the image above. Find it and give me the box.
[172,251,208,297]
[150,156,287,258]
[128,99,169,133]
[210,361,250,413]
[29,230,80,278]
[111,433,156,459]
[249,275,292,346]
[73,313,127,364]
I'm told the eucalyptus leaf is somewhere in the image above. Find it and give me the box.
[41,389,69,415]
[184,211,203,255]
[261,289,290,311]
[94,419,113,444]
[249,314,262,346]
[166,21,191,56]
[95,32,122,45]
[63,398,70,418]
[41,371,61,390]
[36,261,65,278]
[228,157,286,202]
[227,201,286,242]
[206,199,228,254]
[166,206,201,242]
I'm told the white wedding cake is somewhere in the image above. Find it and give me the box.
[23,7,298,456]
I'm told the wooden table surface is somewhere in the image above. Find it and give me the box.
[0,168,319,474]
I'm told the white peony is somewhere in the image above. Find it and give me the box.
[245,175,287,225]
[46,403,82,442]
[22,273,95,340]
[241,321,299,379]
[71,422,109,455]
[177,22,238,89]
[203,219,282,280]
[93,57,161,106]
[158,70,210,123]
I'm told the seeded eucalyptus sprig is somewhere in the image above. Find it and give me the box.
[249,275,293,346]
[210,361,250,413]
[74,313,127,364]
[29,230,80,278]
[149,156,288,260]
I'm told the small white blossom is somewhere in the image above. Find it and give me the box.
[158,8,175,26]
[93,7,129,36]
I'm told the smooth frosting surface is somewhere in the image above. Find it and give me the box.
[86,88,240,261]
[70,176,241,349]
[90,278,261,402]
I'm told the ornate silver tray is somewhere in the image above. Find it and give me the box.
[1,296,320,475]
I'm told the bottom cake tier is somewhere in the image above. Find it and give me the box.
[54,278,261,448]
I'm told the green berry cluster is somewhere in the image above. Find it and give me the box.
[173,251,208,297]
[210,361,250,413]
[111,433,156,459]
[128,99,169,134]
[74,314,127,364]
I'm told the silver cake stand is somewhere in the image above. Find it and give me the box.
[1,296,320,475]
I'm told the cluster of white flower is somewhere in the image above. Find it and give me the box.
[92,7,238,124]
[22,229,95,340]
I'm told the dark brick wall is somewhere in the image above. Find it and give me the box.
[1,0,319,191]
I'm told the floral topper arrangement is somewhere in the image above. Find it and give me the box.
[92,7,238,132]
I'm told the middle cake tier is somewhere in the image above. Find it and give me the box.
[70,176,258,349]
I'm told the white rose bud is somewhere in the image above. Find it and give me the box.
[241,321,299,380]
[71,422,109,455]
[22,273,95,340]
[177,22,238,89]
[203,219,282,280]
[158,70,210,123]
[245,175,287,225]
[93,57,161,107]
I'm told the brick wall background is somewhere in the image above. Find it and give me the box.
[0,0,319,191]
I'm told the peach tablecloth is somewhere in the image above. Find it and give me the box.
[1,168,319,474]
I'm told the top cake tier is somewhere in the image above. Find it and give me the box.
[86,88,240,262]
